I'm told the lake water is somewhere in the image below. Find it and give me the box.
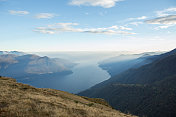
[24,52,119,93]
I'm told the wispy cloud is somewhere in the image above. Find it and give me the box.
[119,26,132,30]
[144,7,176,30]
[127,16,147,21]
[154,25,171,30]
[156,7,176,17]
[145,15,176,25]
[129,21,143,26]
[35,13,56,19]
[119,16,146,27]
[9,10,29,15]
[145,15,176,30]
[34,23,136,35]
[69,0,124,8]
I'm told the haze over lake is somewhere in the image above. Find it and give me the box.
[20,52,121,93]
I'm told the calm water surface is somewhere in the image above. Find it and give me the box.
[23,52,118,93]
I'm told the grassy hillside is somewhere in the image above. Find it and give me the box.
[0,76,136,117]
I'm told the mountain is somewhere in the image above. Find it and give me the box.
[0,51,25,56]
[79,49,176,117]
[0,77,137,117]
[0,53,76,80]
[99,52,161,77]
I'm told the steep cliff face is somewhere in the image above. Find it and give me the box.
[0,77,136,117]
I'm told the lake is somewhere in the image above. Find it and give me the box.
[23,52,120,93]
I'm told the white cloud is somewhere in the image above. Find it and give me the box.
[120,26,133,30]
[145,15,176,25]
[154,25,170,30]
[83,29,134,35]
[35,28,56,34]
[35,13,56,19]
[137,16,147,20]
[69,0,124,8]
[154,24,175,30]
[156,7,176,17]
[34,23,135,35]
[9,10,29,15]
[109,25,119,29]
[145,7,176,30]
[129,22,143,26]
[127,16,147,21]
[157,25,170,29]
[119,26,132,30]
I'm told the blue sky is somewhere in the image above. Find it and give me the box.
[0,0,176,52]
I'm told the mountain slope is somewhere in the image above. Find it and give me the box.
[79,49,176,117]
[0,77,136,117]
[0,53,76,79]
[108,53,176,85]
[99,52,161,77]
[80,76,176,117]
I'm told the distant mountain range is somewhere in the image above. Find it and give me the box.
[0,51,26,56]
[0,51,76,80]
[79,49,176,117]
[99,52,162,77]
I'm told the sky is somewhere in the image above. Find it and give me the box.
[0,0,176,52]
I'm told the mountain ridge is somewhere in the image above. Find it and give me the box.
[79,48,176,117]
[0,53,76,80]
[99,52,162,77]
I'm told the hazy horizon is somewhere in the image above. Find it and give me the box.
[0,49,169,53]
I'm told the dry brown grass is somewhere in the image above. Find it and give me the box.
[0,77,137,117]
